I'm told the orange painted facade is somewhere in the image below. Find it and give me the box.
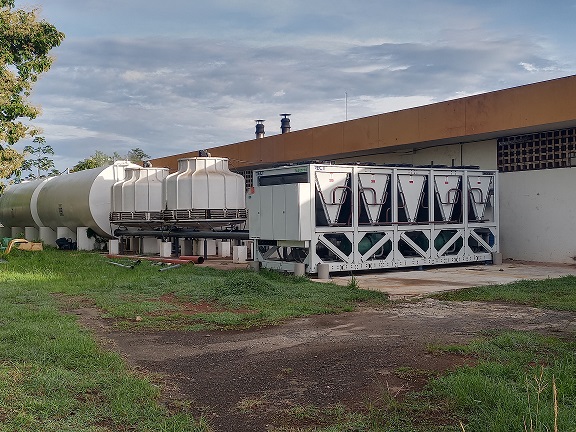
[151,75,576,172]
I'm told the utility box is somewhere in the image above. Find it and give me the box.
[248,163,499,274]
[248,181,312,241]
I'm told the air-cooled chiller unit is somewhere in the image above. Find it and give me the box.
[247,163,498,274]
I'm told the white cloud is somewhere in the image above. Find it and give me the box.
[520,62,538,72]
[13,0,576,173]
[121,70,147,82]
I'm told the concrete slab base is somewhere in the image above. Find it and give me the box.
[320,260,576,300]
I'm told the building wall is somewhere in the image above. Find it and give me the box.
[462,140,497,169]
[500,168,576,263]
[334,140,497,169]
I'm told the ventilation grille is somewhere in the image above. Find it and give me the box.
[498,127,576,172]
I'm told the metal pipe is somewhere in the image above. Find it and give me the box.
[113,229,249,240]
[107,254,192,265]
[159,264,181,271]
[108,261,135,269]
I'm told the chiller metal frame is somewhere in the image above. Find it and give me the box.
[247,163,498,274]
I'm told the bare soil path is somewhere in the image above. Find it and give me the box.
[71,299,576,431]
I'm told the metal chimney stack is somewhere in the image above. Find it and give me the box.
[280,113,291,134]
[255,120,265,139]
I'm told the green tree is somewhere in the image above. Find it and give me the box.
[126,147,150,164]
[71,148,151,172]
[71,150,113,172]
[19,136,59,179]
[0,0,65,179]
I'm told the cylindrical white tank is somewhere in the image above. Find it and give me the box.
[164,157,245,210]
[0,177,51,228]
[112,167,169,212]
[35,161,139,238]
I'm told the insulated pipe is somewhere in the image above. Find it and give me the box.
[113,229,249,240]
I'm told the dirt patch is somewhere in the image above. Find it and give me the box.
[68,299,576,432]
[159,293,217,312]
[152,293,256,316]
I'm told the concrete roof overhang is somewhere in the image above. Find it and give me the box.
[151,75,576,172]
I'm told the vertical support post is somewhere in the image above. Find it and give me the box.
[317,263,330,279]
[294,263,306,276]
[39,227,57,246]
[109,239,120,255]
[159,241,172,257]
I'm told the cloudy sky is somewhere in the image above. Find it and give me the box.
[13,0,576,171]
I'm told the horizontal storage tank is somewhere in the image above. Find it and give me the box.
[35,161,139,238]
[112,167,168,212]
[0,177,51,228]
[165,157,245,210]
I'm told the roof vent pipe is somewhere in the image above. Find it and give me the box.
[255,120,265,139]
[280,113,291,134]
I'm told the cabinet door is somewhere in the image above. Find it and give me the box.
[260,186,274,239]
[246,189,261,238]
[285,183,312,240]
[271,185,286,239]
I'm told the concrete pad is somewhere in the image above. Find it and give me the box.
[321,260,576,300]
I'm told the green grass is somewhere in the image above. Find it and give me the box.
[0,283,209,431]
[431,275,576,311]
[4,249,576,431]
[2,249,387,330]
[0,248,387,431]
[428,331,576,431]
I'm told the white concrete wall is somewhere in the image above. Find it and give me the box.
[500,168,576,263]
[462,140,497,169]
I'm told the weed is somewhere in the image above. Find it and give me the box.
[235,396,267,412]
[523,368,560,432]
[347,273,359,289]
[3,249,387,330]
[394,366,436,381]
[429,331,576,431]
[287,404,321,420]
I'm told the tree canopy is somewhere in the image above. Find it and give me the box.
[0,0,65,179]
[18,136,59,179]
[126,147,150,164]
[71,148,151,172]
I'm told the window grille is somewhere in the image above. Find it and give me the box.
[498,128,576,172]
[234,169,254,188]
